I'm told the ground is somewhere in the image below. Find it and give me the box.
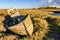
[0,9,60,40]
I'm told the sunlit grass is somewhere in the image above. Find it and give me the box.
[0,9,60,40]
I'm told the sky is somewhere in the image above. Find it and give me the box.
[0,0,60,9]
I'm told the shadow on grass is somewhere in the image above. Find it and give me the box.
[43,17,60,40]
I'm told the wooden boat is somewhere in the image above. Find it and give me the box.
[4,14,33,36]
[3,7,33,36]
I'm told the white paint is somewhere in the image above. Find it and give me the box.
[7,7,20,17]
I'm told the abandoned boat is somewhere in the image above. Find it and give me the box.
[3,7,33,36]
[3,14,33,36]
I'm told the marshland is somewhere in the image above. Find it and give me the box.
[0,8,60,40]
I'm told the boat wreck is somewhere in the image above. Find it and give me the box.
[3,7,33,36]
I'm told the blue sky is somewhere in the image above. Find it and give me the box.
[0,0,60,9]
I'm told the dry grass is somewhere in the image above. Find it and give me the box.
[0,9,60,40]
[0,9,53,15]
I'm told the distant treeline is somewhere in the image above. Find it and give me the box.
[32,6,60,9]
[38,7,58,9]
